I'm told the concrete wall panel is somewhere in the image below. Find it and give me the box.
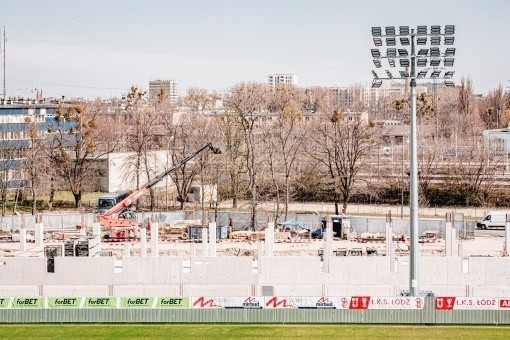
[112,285,180,296]
[182,284,252,297]
[259,257,321,285]
[187,257,254,285]
[0,285,39,296]
[52,257,116,285]
[42,285,108,296]
[325,285,394,296]
[118,257,182,284]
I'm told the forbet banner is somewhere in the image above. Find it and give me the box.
[120,297,155,308]
[47,297,82,308]
[157,297,189,308]
[84,297,117,308]
[11,297,44,309]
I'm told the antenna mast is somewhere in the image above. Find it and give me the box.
[2,26,5,100]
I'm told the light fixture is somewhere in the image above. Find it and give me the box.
[398,49,409,57]
[399,26,410,35]
[388,58,396,67]
[385,26,396,36]
[444,80,455,87]
[444,70,455,78]
[444,58,454,67]
[444,25,455,35]
[372,79,383,88]
[444,36,455,45]
[400,37,410,45]
[417,25,428,35]
[386,70,393,79]
[431,70,441,78]
[386,37,396,46]
[387,48,397,57]
[417,37,427,45]
[431,25,441,35]
[418,49,429,56]
[373,37,383,46]
[371,70,379,78]
[400,59,410,67]
[431,36,441,45]
[445,48,455,56]
[417,70,428,78]
[417,58,427,67]
[373,59,382,68]
[430,47,440,57]
[371,49,381,58]
[399,70,409,78]
[430,59,441,67]
[372,27,382,36]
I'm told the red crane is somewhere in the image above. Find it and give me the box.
[100,143,221,241]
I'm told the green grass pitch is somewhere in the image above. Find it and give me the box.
[1,324,510,339]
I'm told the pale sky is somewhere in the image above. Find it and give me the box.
[0,0,508,98]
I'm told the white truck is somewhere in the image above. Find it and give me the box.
[477,211,510,229]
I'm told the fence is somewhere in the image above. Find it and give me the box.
[0,210,470,239]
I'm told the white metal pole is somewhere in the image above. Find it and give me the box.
[409,29,419,296]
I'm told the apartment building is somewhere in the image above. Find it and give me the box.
[268,74,298,90]
[149,79,178,106]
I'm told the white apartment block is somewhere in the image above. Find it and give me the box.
[268,74,298,90]
[149,79,178,106]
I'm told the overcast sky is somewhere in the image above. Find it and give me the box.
[0,0,508,98]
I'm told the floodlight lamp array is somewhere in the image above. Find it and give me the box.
[370,25,455,85]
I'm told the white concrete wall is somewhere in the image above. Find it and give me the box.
[185,257,255,285]
[112,285,180,296]
[1,256,510,297]
[259,257,321,285]
[182,284,252,297]
[118,257,182,285]
[0,285,39,296]
[42,285,109,296]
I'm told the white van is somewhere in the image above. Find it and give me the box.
[477,212,510,229]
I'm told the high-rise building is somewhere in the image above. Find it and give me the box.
[268,74,298,90]
[149,80,178,106]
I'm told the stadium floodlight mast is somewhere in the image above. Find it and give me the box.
[370,24,456,297]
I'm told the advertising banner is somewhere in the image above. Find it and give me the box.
[157,297,189,308]
[11,297,43,309]
[84,297,117,308]
[366,297,425,310]
[435,297,499,310]
[286,297,337,309]
[120,297,155,308]
[264,297,297,309]
[0,298,9,308]
[47,297,82,308]
[191,297,264,309]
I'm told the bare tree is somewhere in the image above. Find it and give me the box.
[307,110,375,214]
[225,82,270,230]
[47,103,117,209]
[23,118,50,215]
[164,112,211,210]
[262,85,305,220]
[212,113,246,208]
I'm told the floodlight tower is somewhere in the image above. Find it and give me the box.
[370,25,456,296]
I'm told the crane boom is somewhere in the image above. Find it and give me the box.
[99,143,220,228]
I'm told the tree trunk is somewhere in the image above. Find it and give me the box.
[31,187,37,215]
[73,192,82,209]
[48,177,54,211]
